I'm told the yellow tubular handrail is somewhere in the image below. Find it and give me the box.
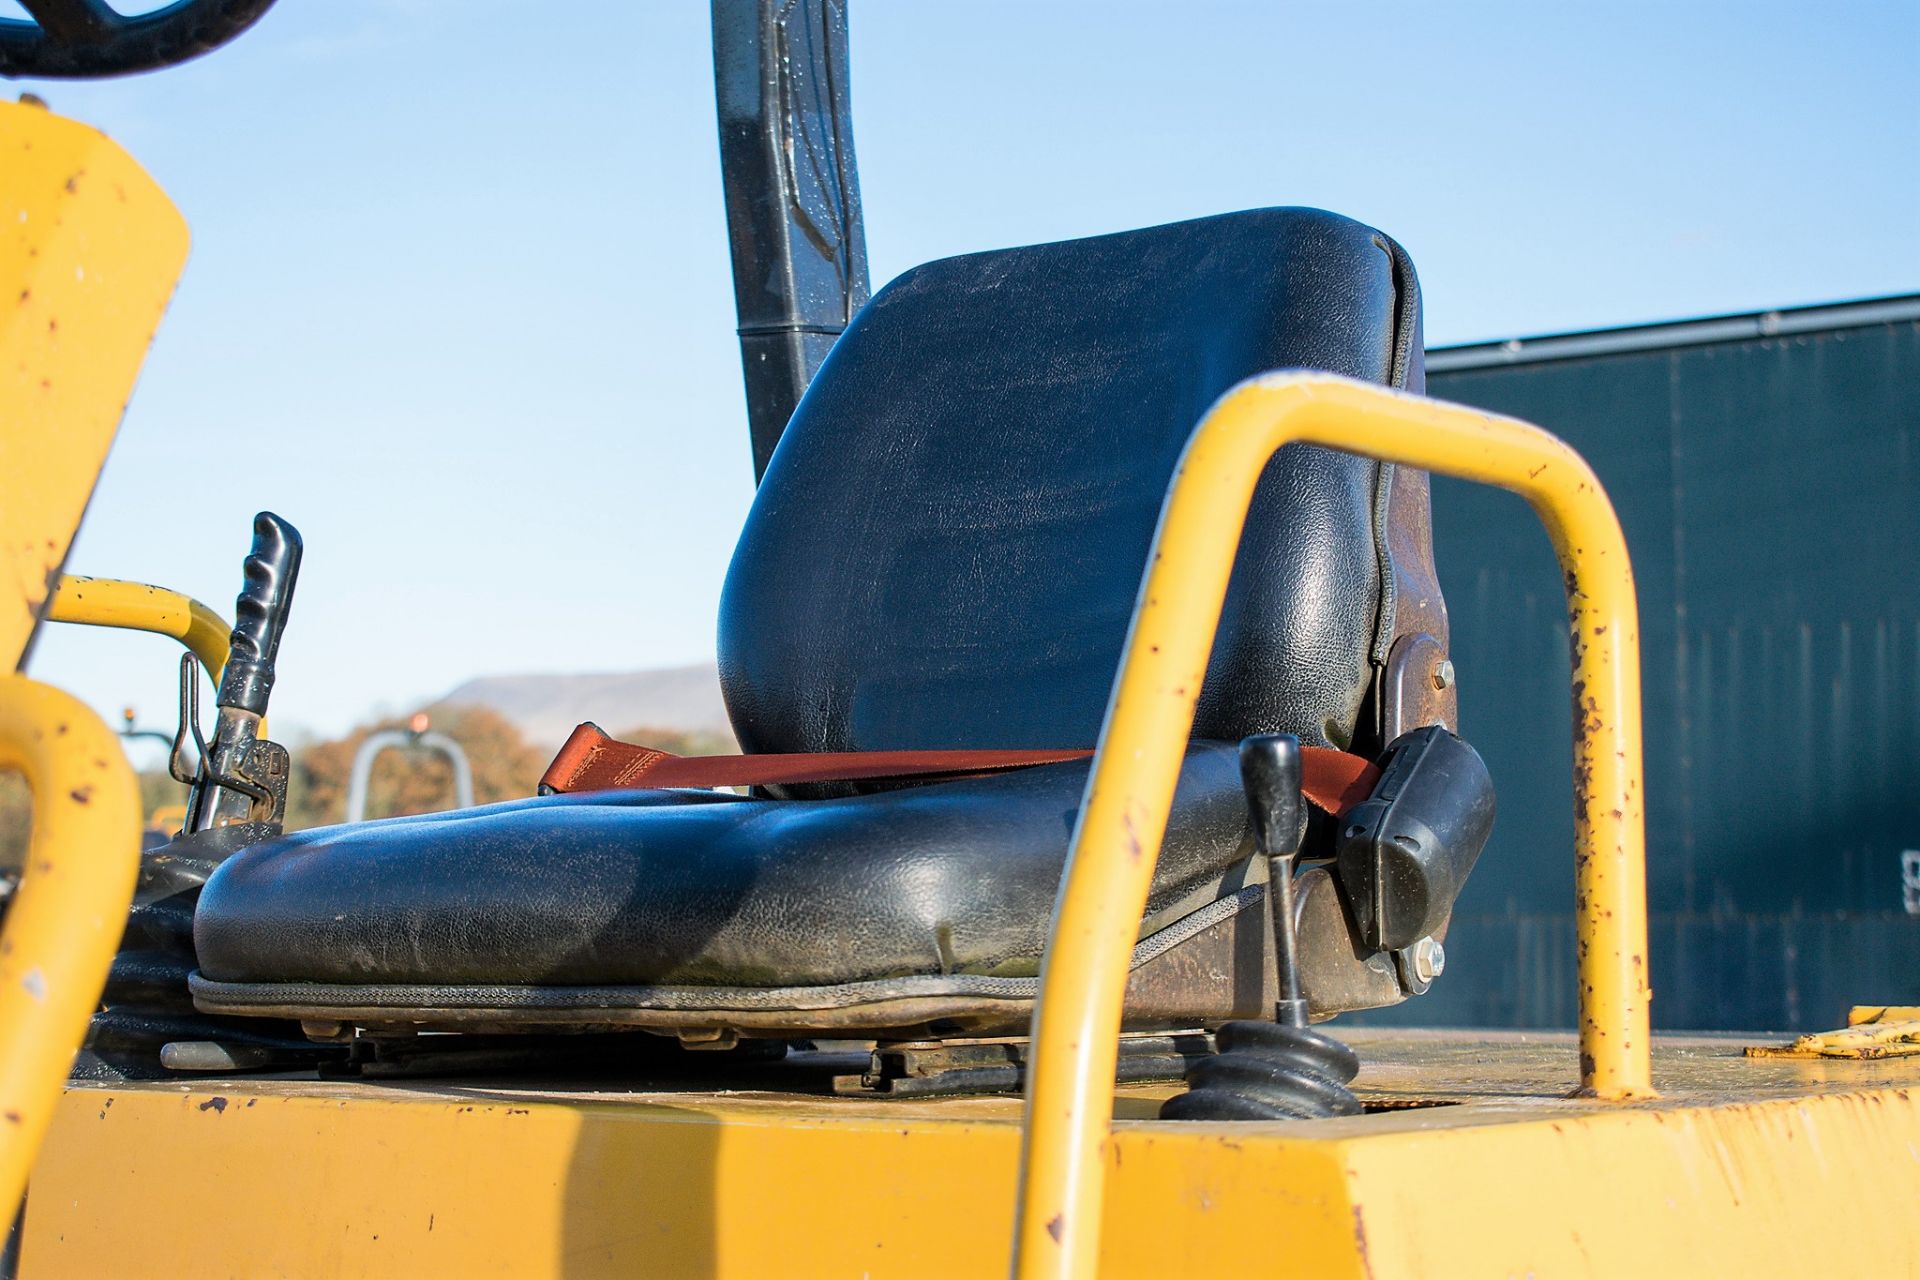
[0,675,143,1209]
[44,576,232,685]
[1011,372,1651,1279]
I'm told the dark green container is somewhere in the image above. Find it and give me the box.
[1365,297,1920,1030]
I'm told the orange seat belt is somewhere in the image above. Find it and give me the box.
[540,723,1380,816]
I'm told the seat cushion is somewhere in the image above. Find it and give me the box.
[720,207,1421,777]
[193,744,1255,1000]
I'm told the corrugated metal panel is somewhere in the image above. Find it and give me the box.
[1361,302,1920,1030]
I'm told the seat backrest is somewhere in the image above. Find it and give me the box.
[718,207,1424,764]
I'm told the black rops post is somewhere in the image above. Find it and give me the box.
[712,0,870,480]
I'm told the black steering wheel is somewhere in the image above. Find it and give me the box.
[0,0,278,79]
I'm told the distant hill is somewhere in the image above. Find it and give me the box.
[439,664,734,750]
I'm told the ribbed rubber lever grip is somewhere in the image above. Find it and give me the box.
[215,511,302,716]
[1238,733,1305,859]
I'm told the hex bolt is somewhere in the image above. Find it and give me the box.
[1412,936,1446,984]
[1431,658,1456,691]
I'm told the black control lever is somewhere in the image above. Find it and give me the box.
[90,513,321,1082]
[216,511,301,718]
[185,512,301,833]
[1160,733,1363,1121]
[1239,734,1309,1027]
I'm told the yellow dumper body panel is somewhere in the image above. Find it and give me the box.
[22,1029,1920,1279]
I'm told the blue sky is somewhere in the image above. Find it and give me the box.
[13,0,1918,754]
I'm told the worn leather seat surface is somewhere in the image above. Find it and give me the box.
[194,207,1423,1007]
[194,746,1254,988]
[723,206,1416,776]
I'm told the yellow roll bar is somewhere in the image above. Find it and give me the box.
[1012,372,1651,1279]
[45,576,232,686]
[0,675,142,1210]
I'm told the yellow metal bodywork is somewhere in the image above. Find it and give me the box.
[1851,1005,1920,1024]
[1016,372,1650,1278]
[1748,1005,1920,1059]
[22,1032,1920,1279]
[0,102,190,672]
[0,102,187,1207]
[0,676,142,1213]
[44,576,231,685]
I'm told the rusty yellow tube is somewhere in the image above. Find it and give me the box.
[44,576,231,684]
[1012,372,1650,1279]
[0,674,142,1210]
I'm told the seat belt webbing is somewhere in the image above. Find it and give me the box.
[540,723,1380,816]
